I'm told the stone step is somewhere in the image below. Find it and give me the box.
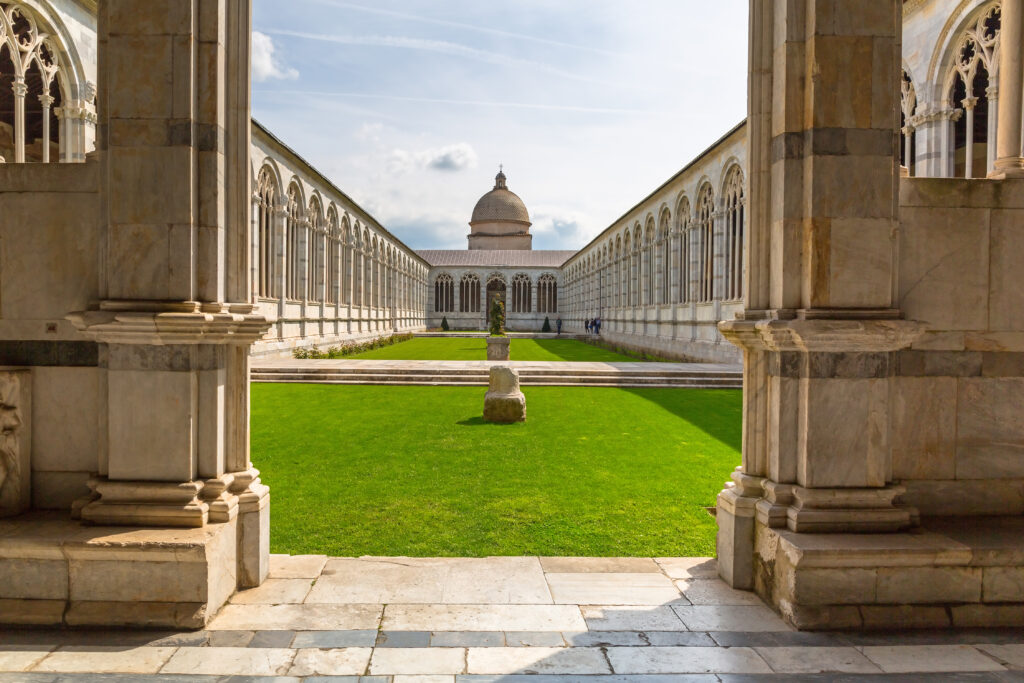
[252,377,741,388]
[251,372,742,388]
[252,366,741,379]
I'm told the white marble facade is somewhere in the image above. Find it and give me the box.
[2,0,1007,362]
[249,123,429,356]
[561,124,747,363]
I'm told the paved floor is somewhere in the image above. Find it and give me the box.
[3,556,1023,681]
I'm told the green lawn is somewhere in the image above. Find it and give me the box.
[348,337,638,362]
[251,384,741,556]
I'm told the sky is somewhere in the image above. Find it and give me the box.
[251,0,748,252]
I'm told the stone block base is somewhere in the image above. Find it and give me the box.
[751,515,1024,630]
[486,336,511,361]
[0,511,246,628]
[483,393,526,423]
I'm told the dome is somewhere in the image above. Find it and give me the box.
[470,169,531,226]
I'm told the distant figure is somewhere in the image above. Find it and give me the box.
[556,318,562,335]
[595,317,602,336]
[584,318,590,334]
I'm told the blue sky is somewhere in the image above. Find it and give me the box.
[251,0,748,251]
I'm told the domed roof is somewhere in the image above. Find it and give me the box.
[470,169,531,226]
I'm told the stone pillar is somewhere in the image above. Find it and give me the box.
[718,0,924,591]
[963,97,977,178]
[986,85,999,174]
[68,0,271,588]
[12,78,25,163]
[991,0,1024,177]
[39,94,53,163]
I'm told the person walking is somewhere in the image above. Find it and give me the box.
[595,316,602,336]
[585,318,591,334]
[556,318,562,335]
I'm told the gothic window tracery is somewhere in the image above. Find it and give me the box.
[256,167,277,299]
[537,273,557,313]
[432,274,452,313]
[307,197,324,302]
[947,3,1000,177]
[676,197,691,303]
[460,273,480,313]
[510,273,532,313]
[696,184,714,303]
[0,2,73,163]
[658,208,671,305]
[285,184,303,300]
[326,207,340,304]
[723,166,745,301]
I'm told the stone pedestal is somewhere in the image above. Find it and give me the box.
[486,336,511,361]
[483,365,526,423]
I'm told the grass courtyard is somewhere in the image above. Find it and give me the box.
[346,337,638,362]
[251,384,741,557]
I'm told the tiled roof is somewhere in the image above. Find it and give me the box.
[416,250,576,268]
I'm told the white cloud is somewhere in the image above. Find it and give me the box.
[389,143,478,174]
[530,208,597,250]
[252,31,299,82]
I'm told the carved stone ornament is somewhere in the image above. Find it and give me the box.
[0,369,31,517]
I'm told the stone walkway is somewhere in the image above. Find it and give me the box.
[3,555,1023,681]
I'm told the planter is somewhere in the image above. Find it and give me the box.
[486,336,510,361]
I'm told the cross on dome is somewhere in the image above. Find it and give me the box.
[494,165,507,190]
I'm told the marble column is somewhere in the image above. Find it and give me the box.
[991,0,1024,177]
[12,78,25,163]
[986,85,999,174]
[717,0,924,589]
[963,97,977,178]
[39,94,54,163]
[68,0,271,585]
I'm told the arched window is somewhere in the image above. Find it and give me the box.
[644,218,655,306]
[948,4,1000,178]
[326,208,340,304]
[256,167,277,298]
[432,274,452,313]
[285,184,303,300]
[901,70,917,175]
[460,273,481,313]
[696,184,714,302]
[0,2,80,164]
[677,197,691,303]
[658,209,671,304]
[723,167,745,300]
[307,197,323,302]
[537,274,557,313]
[510,273,532,313]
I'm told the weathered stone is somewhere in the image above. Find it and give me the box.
[486,336,511,361]
[483,366,525,423]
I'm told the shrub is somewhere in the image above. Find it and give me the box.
[541,316,551,333]
[292,333,414,359]
[489,299,505,336]
[441,316,450,331]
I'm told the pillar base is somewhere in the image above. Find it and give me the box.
[988,158,1024,179]
[716,469,764,589]
[754,482,916,533]
[0,511,240,629]
[752,516,1024,630]
[79,478,209,528]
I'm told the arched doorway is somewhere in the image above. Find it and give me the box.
[485,275,506,326]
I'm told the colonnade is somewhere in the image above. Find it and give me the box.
[560,161,745,362]
[252,159,429,348]
[902,0,1024,179]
